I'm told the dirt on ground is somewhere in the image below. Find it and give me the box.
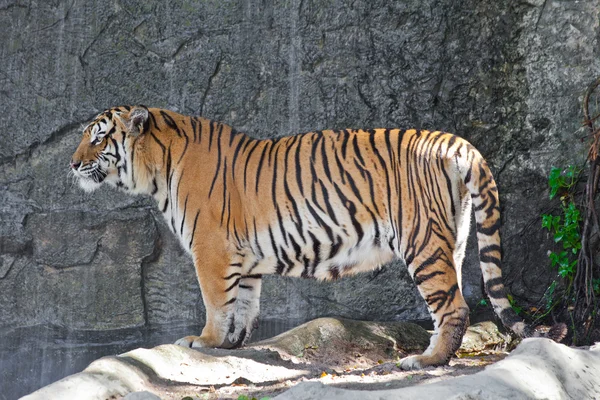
[187,319,511,399]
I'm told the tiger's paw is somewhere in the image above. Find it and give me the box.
[221,327,247,349]
[397,355,424,370]
[174,335,211,349]
[397,354,446,370]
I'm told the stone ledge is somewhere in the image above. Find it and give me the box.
[276,339,600,400]
[22,319,596,400]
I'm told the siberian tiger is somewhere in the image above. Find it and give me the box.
[70,105,566,369]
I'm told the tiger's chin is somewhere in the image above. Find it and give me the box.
[77,177,103,193]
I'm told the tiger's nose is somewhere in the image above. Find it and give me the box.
[70,160,82,170]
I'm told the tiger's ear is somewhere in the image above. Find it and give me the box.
[122,106,149,137]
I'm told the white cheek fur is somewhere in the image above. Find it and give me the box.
[78,178,102,193]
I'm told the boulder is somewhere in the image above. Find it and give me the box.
[23,319,588,400]
[276,339,600,400]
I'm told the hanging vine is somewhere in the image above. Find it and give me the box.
[572,77,600,344]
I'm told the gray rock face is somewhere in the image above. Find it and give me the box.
[1,0,600,398]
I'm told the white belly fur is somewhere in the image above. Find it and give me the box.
[246,222,397,279]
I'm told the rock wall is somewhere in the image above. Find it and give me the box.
[1,0,600,396]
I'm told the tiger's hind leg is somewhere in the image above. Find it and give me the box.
[399,246,470,369]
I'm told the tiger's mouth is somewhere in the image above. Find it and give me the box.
[73,162,108,192]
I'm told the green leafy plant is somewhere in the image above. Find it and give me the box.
[593,278,600,296]
[541,166,582,280]
[527,165,583,325]
[506,293,523,315]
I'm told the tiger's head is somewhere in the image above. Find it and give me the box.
[71,105,150,193]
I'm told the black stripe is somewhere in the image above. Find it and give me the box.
[329,236,342,259]
[149,131,166,157]
[438,306,469,327]
[180,194,188,235]
[224,297,237,306]
[332,182,363,244]
[341,129,351,159]
[319,181,340,226]
[280,249,295,275]
[220,160,228,225]
[320,134,332,181]
[352,133,366,166]
[148,110,160,131]
[254,142,270,193]
[268,225,279,260]
[412,248,449,277]
[307,231,321,276]
[251,219,264,259]
[440,160,456,217]
[480,244,502,255]
[208,121,215,150]
[344,170,362,203]
[225,278,241,292]
[190,117,197,143]
[231,135,248,175]
[160,111,180,136]
[189,211,200,249]
[334,151,346,185]
[305,200,334,243]
[243,139,262,192]
[242,274,263,279]
[485,276,506,299]
[177,127,189,164]
[271,142,289,247]
[311,132,321,163]
[165,144,172,191]
[247,260,260,274]
[426,283,459,313]
[415,270,445,286]
[295,134,305,196]
[208,137,223,198]
[447,134,457,150]
[464,161,473,184]
[130,138,136,188]
[477,220,501,235]
[175,170,185,210]
[288,233,302,262]
[499,307,522,327]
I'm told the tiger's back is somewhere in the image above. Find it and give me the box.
[71,106,566,369]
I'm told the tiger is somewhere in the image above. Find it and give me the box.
[70,105,566,369]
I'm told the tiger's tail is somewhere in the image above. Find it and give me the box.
[457,143,567,342]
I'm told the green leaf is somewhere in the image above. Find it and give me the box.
[541,214,553,230]
[548,252,559,267]
[553,232,564,242]
[552,216,561,231]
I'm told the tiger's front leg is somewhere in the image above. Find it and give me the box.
[222,275,262,348]
[175,240,244,349]
[174,239,262,349]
